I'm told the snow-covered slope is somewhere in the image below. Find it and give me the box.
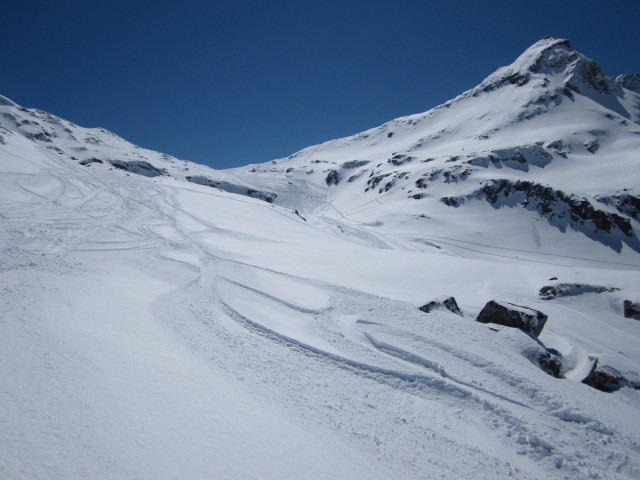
[1,37,640,480]
[229,37,640,260]
[0,95,278,202]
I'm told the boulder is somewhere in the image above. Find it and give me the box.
[623,300,640,320]
[419,296,462,316]
[582,360,626,392]
[476,300,547,337]
[538,351,563,378]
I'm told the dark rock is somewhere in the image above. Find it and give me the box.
[528,38,573,74]
[546,140,570,156]
[481,71,530,93]
[341,160,369,169]
[538,351,563,378]
[571,58,617,95]
[585,140,599,153]
[440,196,459,207]
[615,73,640,94]
[476,300,548,337]
[109,160,165,177]
[466,145,553,171]
[79,157,103,165]
[377,172,408,194]
[325,170,340,186]
[388,154,413,166]
[31,131,52,142]
[186,176,277,203]
[419,296,462,316]
[596,193,640,221]
[623,300,640,320]
[365,173,391,192]
[415,178,429,190]
[442,167,471,183]
[582,360,625,392]
[293,210,307,221]
[539,283,619,300]
[247,189,275,203]
[440,178,638,251]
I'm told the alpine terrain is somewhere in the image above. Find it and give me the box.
[1,37,639,479]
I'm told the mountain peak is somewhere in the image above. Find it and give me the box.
[478,37,619,97]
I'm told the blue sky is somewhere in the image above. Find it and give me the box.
[2,0,639,169]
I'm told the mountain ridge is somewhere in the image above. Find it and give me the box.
[224,38,640,256]
[2,38,639,259]
[2,37,640,480]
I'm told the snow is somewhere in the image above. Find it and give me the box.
[2,37,640,479]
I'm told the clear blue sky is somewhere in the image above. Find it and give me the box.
[2,0,639,169]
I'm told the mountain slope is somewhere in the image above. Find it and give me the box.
[229,37,640,258]
[1,37,640,480]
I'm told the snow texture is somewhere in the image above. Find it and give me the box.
[2,37,640,480]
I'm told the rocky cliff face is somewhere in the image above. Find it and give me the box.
[615,73,640,94]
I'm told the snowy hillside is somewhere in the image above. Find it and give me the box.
[1,37,640,480]
[230,38,640,260]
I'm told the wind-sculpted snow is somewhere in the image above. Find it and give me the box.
[2,37,640,479]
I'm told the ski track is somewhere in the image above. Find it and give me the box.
[2,151,640,480]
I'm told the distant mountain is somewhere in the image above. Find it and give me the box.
[227,37,640,256]
[2,37,640,480]
[0,94,278,202]
[2,37,638,259]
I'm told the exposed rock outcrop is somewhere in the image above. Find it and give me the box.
[624,300,640,320]
[539,283,619,300]
[441,179,638,252]
[538,351,563,378]
[476,300,548,337]
[325,169,340,186]
[186,175,277,203]
[109,160,166,178]
[615,73,640,94]
[596,193,640,221]
[582,360,626,392]
[341,160,369,169]
[466,145,553,171]
[419,296,462,316]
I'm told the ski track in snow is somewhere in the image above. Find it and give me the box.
[3,53,640,477]
[2,150,640,479]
